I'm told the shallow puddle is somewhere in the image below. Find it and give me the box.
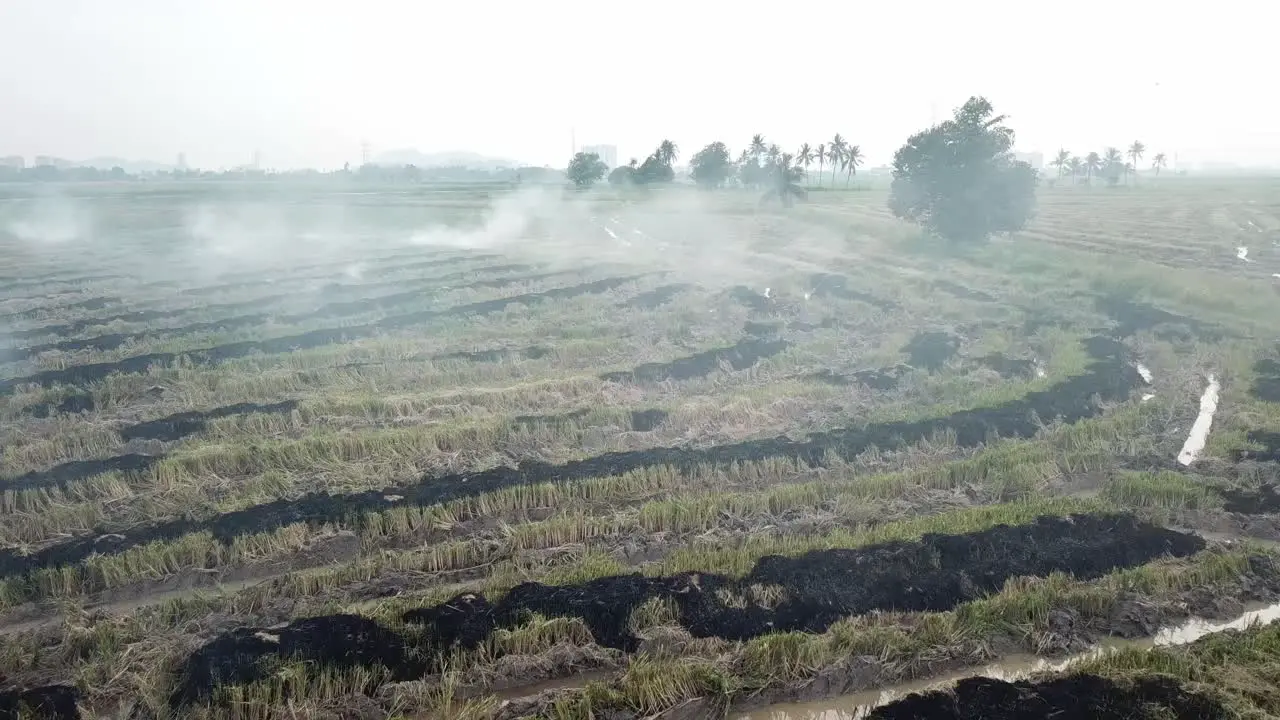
[1177,374,1220,466]
[734,601,1280,720]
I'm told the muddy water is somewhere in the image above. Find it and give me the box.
[735,602,1280,720]
[1177,373,1221,466]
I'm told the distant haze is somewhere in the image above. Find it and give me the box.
[1,0,1274,171]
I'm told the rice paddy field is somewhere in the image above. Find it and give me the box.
[3,178,1280,719]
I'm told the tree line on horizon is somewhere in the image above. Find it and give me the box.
[567,134,866,195]
[570,96,1043,244]
[1048,143,1169,186]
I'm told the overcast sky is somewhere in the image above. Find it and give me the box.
[1,0,1273,170]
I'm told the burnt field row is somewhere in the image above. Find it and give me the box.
[0,260,560,360]
[164,513,1200,710]
[0,331,1141,579]
[0,273,653,396]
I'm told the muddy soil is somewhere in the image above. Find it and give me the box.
[120,400,299,442]
[1096,296,1225,342]
[4,294,289,343]
[600,338,789,384]
[431,345,552,365]
[0,275,644,396]
[902,332,960,371]
[512,409,590,429]
[808,365,911,391]
[1252,357,1280,402]
[0,683,79,720]
[0,296,119,325]
[742,320,782,337]
[808,274,899,310]
[0,453,158,493]
[629,409,668,432]
[726,286,773,313]
[26,392,95,419]
[623,283,693,309]
[1,313,270,363]
[974,353,1037,379]
[168,513,1199,709]
[0,335,1142,577]
[867,674,1224,720]
[1221,483,1280,514]
[1233,431,1280,463]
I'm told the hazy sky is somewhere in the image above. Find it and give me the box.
[1,0,1273,170]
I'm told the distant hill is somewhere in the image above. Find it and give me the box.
[372,149,517,170]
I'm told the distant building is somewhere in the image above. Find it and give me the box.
[33,155,72,169]
[0,156,23,169]
[582,144,618,168]
[1014,151,1044,170]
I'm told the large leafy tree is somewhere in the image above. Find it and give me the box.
[608,158,638,186]
[635,152,674,184]
[760,153,808,208]
[566,152,608,187]
[689,141,734,188]
[843,145,863,187]
[888,96,1037,243]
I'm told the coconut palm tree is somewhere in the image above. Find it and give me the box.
[749,134,767,159]
[1103,147,1124,185]
[1127,141,1145,184]
[760,153,807,208]
[814,143,826,188]
[657,140,679,167]
[827,134,847,187]
[1051,149,1071,179]
[843,145,863,187]
[797,143,814,185]
[1151,152,1167,176]
[1084,152,1101,184]
[1067,156,1083,184]
[766,144,781,164]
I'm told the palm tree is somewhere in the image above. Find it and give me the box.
[814,143,826,188]
[1067,156,1083,184]
[797,143,814,185]
[1084,152,1101,184]
[1151,153,1167,176]
[657,140,679,167]
[1103,147,1124,185]
[827,134,847,187]
[760,153,807,208]
[749,134,767,159]
[1050,149,1070,180]
[766,144,781,164]
[1127,141,1145,184]
[843,145,863,187]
